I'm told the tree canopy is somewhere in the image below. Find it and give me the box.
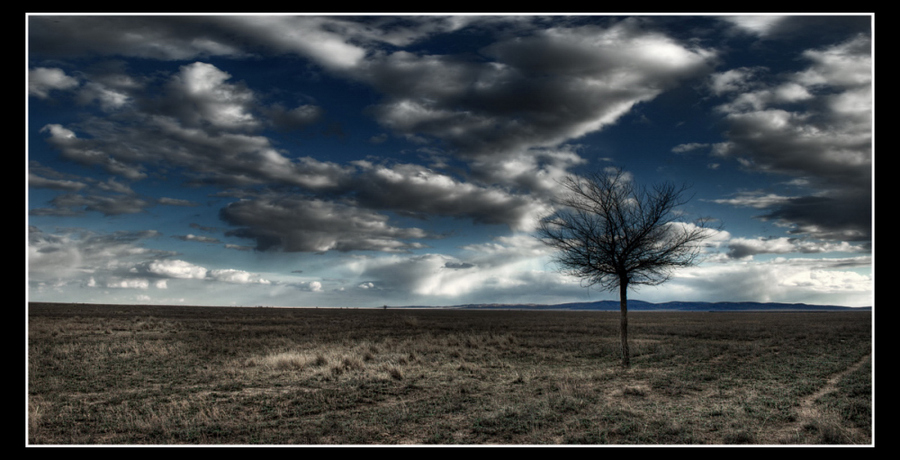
[537,167,717,366]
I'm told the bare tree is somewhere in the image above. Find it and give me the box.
[537,167,716,367]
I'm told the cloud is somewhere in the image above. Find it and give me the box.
[141,259,209,279]
[712,191,793,209]
[29,67,79,98]
[343,234,569,302]
[28,166,160,217]
[209,269,272,285]
[106,278,152,289]
[29,172,87,191]
[40,124,148,180]
[726,236,867,259]
[721,15,871,42]
[28,225,275,303]
[28,226,169,285]
[164,62,260,132]
[351,161,550,231]
[712,36,871,184]
[28,16,247,60]
[31,18,719,255]
[664,256,872,306]
[219,194,431,253]
[39,101,343,192]
[721,15,789,37]
[713,190,871,243]
[158,197,199,207]
[213,16,369,71]
[358,19,716,182]
[174,234,221,244]
[671,143,710,154]
[32,192,152,217]
[707,34,872,242]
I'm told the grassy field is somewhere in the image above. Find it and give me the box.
[27,302,873,445]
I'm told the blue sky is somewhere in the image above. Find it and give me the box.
[27,14,874,308]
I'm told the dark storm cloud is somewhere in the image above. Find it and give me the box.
[349,161,549,230]
[726,236,867,259]
[359,19,717,178]
[219,194,431,253]
[30,14,871,258]
[708,33,872,243]
[33,52,556,237]
[757,193,872,243]
[28,16,248,61]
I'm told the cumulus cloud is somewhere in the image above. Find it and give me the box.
[359,19,716,182]
[140,259,208,279]
[209,268,272,285]
[164,62,260,131]
[28,16,872,309]
[351,161,550,231]
[30,18,722,258]
[29,67,79,98]
[707,34,872,243]
[711,35,871,181]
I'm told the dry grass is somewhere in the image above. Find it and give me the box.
[27,303,873,445]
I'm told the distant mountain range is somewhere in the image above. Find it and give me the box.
[399,300,871,311]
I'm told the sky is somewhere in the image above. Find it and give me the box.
[26,13,874,308]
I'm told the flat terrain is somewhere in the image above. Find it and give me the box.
[27,302,873,445]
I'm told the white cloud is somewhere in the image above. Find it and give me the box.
[344,234,565,301]
[677,257,871,306]
[209,269,272,285]
[712,191,793,209]
[167,62,260,131]
[722,15,788,37]
[29,67,79,98]
[145,259,208,279]
[215,16,368,71]
[106,278,151,289]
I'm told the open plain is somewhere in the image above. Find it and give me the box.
[27,302,872,445]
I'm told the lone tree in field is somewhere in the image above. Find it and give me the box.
[537,167,715,367]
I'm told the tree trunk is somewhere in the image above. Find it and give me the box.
[619,281,630,367]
